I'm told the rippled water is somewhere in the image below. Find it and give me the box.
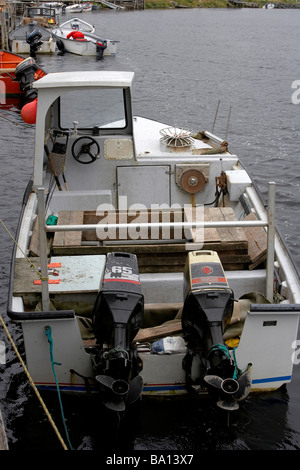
[0,7,300,452]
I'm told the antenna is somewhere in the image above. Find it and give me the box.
[212,100,220,133]
[225,106,232,141]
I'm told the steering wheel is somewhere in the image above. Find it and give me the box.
[71,136,100,164]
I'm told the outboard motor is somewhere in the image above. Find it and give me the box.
[181,251,251,411]
[93,252,144,412]
[14,57,39,101]
[26,29,43,57]
[96,40,107,60]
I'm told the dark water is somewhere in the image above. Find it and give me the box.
[0,8,300,453]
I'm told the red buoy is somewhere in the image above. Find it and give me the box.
[21,98,37,124]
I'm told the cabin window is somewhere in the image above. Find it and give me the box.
[59,88,127,130]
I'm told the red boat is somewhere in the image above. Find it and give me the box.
[0,50,46,99]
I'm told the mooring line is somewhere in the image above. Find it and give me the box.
[0,315,68,450]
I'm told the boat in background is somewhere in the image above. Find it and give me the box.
[65,4,83,13]
[41,2,65,14]
[9,23,56,55]
[54,16,95,33]
[0,50,46,101]
[52,17,118,57]
[6,70,300,438]
[21,6,59,27]
[82,2,93,11]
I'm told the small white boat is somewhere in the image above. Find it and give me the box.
[65,4,83,13]
[41,2,65,14]
[7,70,300,438]
[9,24,56,55]
[82,2,93,11]
[52,17,118,57]
[53,17,95,34]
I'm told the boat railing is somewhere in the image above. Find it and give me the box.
[36,183,276,309]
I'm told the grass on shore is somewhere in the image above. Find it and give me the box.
[145,0,298,8]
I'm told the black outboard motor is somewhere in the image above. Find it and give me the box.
[26,29,43,58]
[96,40,107,60]
[14,57,39,101]
[181,250,251,411]
[93,252,144,412]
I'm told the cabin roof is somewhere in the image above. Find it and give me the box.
[33,71,134,90]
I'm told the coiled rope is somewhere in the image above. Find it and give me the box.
[0,316,68,450]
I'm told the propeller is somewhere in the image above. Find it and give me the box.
[204,364,252,411]
[96,374,143,412]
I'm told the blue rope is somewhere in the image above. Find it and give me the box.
[45,326,74,450]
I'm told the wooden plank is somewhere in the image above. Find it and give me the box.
[28,217,52,257]
[53,211,84,247]
[133,319,182,343]
[82,209,185,242]
[185,206,248,249]
[28,216,40,256]
[243,213,267,268]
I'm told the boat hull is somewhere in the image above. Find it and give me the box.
[10,39,56,55]
[0,50,46,97]
[53,33,117,56]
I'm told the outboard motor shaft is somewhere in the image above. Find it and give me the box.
[181,251,251,411]
[93,252,144,412]
[96,40,107,60]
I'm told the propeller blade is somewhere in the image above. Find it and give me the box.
[95,374,114,389]
[126,375,143,404]
[217,399,239,411]
[103,398,126,412]
[204,375,223,389]
[234,366,252,401]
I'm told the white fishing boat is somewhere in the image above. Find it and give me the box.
[9,24,56,55]
[7,71,300,430]
[41,2,65,14]
[82,2,93,11]
[65,4,83,13]
[54,16,95,33]
[52,17,118,57]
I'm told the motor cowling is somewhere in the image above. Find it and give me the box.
[93,252,144,411]
[26,29,43,57]
[181,251,251,410]
[14,57,39,101]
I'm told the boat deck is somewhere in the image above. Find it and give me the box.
[27,206,267,272]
